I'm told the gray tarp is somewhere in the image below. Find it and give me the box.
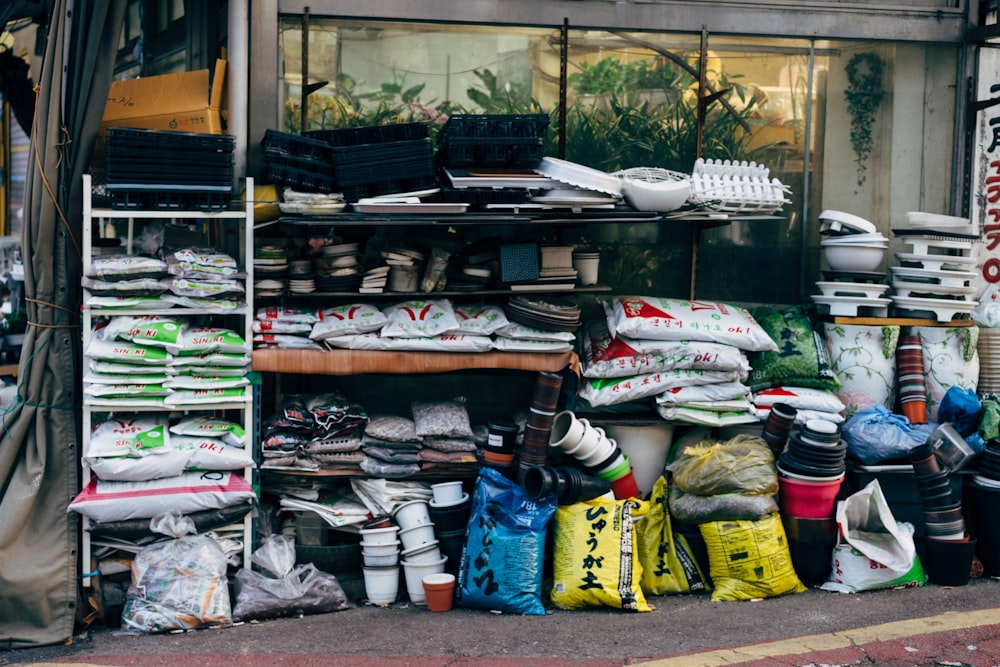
[0,0,125,648]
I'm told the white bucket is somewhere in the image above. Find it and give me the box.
[392,499,432,531]
[359,525,400,546]
[604,423,675,498]
[398,523,437,552]
[363,565,400,605]
[401,555,447,604]
[430,481,464,506]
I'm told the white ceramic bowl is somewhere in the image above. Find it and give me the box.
[823,243,886,272]
[621,178,691,212]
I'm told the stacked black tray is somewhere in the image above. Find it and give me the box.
[436,113,550,168]
[261,129,336,192]
[305,123,435,201]
[105,127,235,210]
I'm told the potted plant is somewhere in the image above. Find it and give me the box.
[3,308,28,348]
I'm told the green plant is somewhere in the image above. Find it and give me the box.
[844,52,885,186]
[2,309,27,335]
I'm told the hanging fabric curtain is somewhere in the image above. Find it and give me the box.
[0,0,125,648]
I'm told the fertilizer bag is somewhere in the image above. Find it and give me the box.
[634,476,709,596]
[457,467,557,615]
[550,497,651,611]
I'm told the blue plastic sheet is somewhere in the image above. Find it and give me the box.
[842,405,935,465]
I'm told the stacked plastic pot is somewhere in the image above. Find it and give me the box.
[359,523,401,604]
[912,425,977,586]
[776,419,846,585]
[547,410,640,499]
[427,481,472,577]
[392,499,447,605]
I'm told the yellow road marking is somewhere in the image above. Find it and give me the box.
[637,607,1000,666]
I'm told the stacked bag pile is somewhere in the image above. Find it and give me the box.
[251,299,577,353]
[83,247,247,314]
[84,314,251,408]
[747,305,846,425]
[260,394,480,476]
[577,296,775,425]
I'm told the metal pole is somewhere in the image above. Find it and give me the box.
[559,18,568,159]
[300,7,310,134]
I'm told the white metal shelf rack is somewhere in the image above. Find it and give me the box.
[79,174,255,586]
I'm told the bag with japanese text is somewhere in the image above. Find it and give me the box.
[603,296,778,352]
[456,467,556,616]
[634,476,709,596]
[550,496,651,612]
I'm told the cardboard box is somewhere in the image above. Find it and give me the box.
[101,58,227,134]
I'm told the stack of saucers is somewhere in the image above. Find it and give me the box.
[361,265,390,294]
[813,210,891,317]
[777,419,847,481]
[889,230,978,322]
[505,295,581,333]
[254,244,287,297]
[287,258,315,294]
[315,243,362,292]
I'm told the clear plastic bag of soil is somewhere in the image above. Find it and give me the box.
[232,535,353,621]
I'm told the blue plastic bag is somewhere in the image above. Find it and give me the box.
[842,405,934,465]
[456,467,557,615]
[938,386,983,437]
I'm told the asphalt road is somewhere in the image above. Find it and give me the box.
[4,576,1000,666]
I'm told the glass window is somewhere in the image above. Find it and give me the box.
[275,17,956,305]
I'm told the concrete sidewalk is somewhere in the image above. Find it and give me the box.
[5,579,1000,666]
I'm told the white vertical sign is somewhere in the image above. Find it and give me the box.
[971,46,1000,300]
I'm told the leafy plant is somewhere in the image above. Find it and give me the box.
[2,309,27,335]
[844,52,885,186]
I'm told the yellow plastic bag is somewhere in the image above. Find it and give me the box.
[551,497,652,612]
[672,435,778,496]
[635,476,709,596]
[700,512,806,601]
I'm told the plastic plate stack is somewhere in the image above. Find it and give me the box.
[888,211,979,322]
[811,210,890,317]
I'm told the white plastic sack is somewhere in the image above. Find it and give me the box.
[381,299,459,338]
[309,303,388,340]
[579,369,744,407]
[603,296,778,352]
[820,479,927,593]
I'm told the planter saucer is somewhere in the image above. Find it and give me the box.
[890,295,977,322]
[891,279,977,299]
[818,210,877,235]
[899,237,975,257]
[814,281,889,299]
[895,252,978,272]
[811,295,891,317]
[822,270,887,283]
[888,265,976,288]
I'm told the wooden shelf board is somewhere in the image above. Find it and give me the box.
[252,349,579,376]
[826,316,975,327]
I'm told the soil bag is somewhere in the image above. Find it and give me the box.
[121,512,232,634]
[634,476,709,596]
[232,535,353,621]
[700,512,806,601]
[457,467,556,615]
[821,479,927,593]
[551,497,651,611]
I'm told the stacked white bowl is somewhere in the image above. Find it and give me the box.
[359,525,401,604]
[392,499,446,604]
[812,210,891,317]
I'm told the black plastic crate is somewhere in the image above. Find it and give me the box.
[438,114,550,141]
[109,188,234,211]
[261,129,334,163]
[265,159,337,192]
[333,156,435,187]
[306,122,429,147]
[436,136,544,168]
[106,126,235,152]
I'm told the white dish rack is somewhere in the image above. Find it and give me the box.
[688,158,791,213]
